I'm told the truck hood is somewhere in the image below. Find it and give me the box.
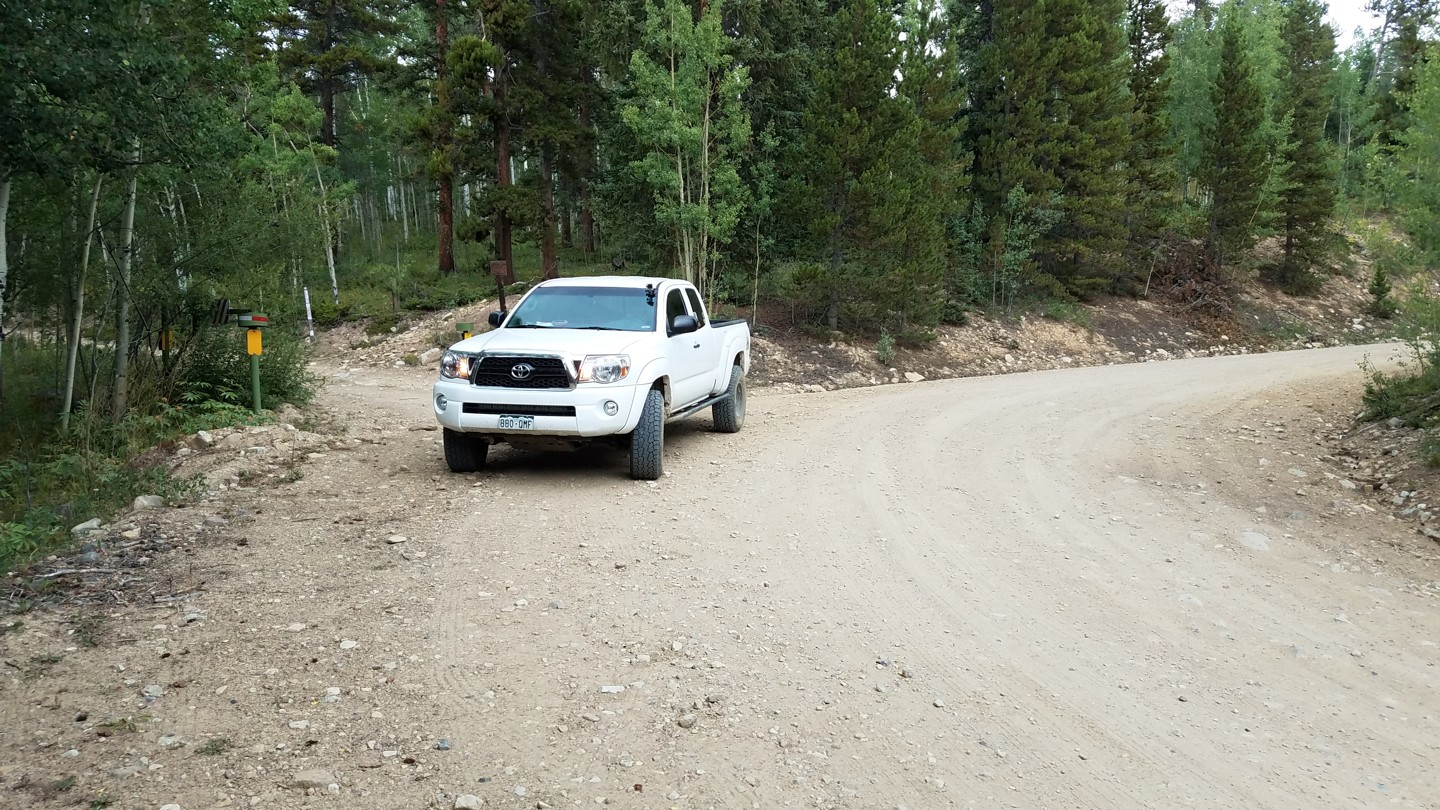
[449,328,649,358]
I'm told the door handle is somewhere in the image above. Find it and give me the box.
[692,343,700,349]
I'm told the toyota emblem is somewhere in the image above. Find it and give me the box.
[510,363,535,380]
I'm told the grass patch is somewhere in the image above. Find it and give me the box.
[72,613,106,648]
[96,716,146,736]
[195,737,234,756]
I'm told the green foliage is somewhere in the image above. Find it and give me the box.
[176,327,316,411]
[1036,0,1133,291]
[875,331,896,365]
[0,449,197,572]
[195,737,234,756]
[365,312,404,336]
[612,0,751,295]
[1361,288,1440,425]
[1126,0,1179,268]
[1203,9,1270,269]
[800,0,949,333]
[1367,264,1399,318]
[1393,52,1440,263]
[1270,0,1340,293]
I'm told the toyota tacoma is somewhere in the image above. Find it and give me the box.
[432,276,751,479]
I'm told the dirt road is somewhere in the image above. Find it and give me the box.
[5,343,1440,810]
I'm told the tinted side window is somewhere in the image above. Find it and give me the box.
[666,289,688,331]
[684,288,706,327]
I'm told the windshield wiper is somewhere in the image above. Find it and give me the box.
[577,326,626,331]
[507,324,550,329]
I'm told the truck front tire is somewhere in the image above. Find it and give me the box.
[712,364,746,433]
[443,429,488,473]
[630,388,665,480]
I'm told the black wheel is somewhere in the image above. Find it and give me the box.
[712,364,746,433]
[443,429,488,473]
[629,388,665,480]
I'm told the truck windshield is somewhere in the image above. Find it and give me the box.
[505,286,657,332]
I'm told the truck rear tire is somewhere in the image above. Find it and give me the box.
[712,364,746,433]
[443,429,488,473]
[630,388,665,480]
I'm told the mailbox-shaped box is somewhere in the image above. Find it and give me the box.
[235,312,270,329]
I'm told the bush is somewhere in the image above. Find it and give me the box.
[1361,289,1440,426]
[176,326,317,411]
[875,331,896,365]
[0,448,198,572]
[365,312,404,336]
[1367,264,1399,319]
[311,299,351,327]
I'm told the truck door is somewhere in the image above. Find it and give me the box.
[666,287,708,407]
[684,287,725,395]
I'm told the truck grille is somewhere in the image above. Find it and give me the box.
[471,356,571,389]
[462,403,577,417]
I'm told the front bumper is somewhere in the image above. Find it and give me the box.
[432,378,643,438]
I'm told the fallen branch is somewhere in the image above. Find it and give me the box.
[37,568,115,579]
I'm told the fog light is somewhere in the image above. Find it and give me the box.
[435,394,448,412]
[603,400,619,416]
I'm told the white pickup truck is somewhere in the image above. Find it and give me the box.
[432,276,750,479]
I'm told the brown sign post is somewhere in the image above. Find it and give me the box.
[490,260,510,313]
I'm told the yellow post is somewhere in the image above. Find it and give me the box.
[247,329,262,414]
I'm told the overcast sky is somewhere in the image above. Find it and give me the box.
[1328,0,1380,50]
[1164,1,1380,51]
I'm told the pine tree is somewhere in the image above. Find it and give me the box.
[272,0,401,148]
[899,0,969,320]
[509,0,587,279]
[803,0,924,331]
[1203,11,1269,270]
[958,0,1061,304]
[730,0,829,264]
[1272,0,1338,292]
[1125,0,1177,278]
[1035,0,1132,293]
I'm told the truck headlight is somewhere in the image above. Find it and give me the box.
[578,354,630,384]
[440,351,476,380]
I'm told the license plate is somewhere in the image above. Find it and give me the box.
[497,415,535,430]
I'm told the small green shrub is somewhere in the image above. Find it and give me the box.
[1039,297,1093,328]
[875,331,896,365]
[940,298,970,326]
[365,312,404,336]
[195,737,233,756]
[1421,435,1440,468]
[1367,264,1399,319]
[310,300,351,327]
[176,327,317,411]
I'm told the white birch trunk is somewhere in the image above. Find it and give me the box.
[111,143,140,424]
[62,174,104,430]
[399,164,410,241]
[0,175,10,404]
[320,201,339,304]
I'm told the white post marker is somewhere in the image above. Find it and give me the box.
[303,286,315,339]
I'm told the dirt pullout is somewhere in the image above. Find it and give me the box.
[5,343,1440,810]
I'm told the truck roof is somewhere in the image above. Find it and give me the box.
[535,275,685,290]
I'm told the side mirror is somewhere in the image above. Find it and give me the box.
[488,310,504,328]
[671,314,698,335]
